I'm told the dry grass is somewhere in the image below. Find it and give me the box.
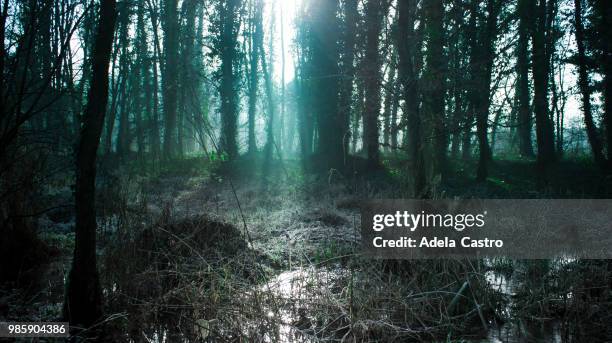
[94,170,510,342]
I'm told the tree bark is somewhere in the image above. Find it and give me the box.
[338,0,358,160]
[383,62,396,152]
[247,0,263,155]
[162,0,179,159]
[475,0,500,181]
[362,0,386,168]
[396,0,424,195]
[532,0,556,174]
[219,0,240,159]
[116,2,131,157]
[423,0,448,180]
[574,0,605,168]
[64,0,116,331]
[594,0,611,166]
[516,0,535,157]
[310,0,341,169]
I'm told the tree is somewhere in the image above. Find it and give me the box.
[592,0,611,166]
[247,0,263,155]
[217,0,241,159]
[162,0,179,159]
[64,0,117,330]
[422,0,447,180]
[382,59,397,152]
[261,12,276,171]
[116,2,132,157]
[338,0,358,160]
[531,0,556,174]
[295,2,315,161]
[396,0,425,196]
[574,0,606,168]
[516,0,534,157]
[133,1,147,156]
[309,0,342,169]
[474,0,500,181]
[362,0,387,168]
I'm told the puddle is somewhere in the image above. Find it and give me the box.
[254,266,569,343]
[126,263,580,342]
[486,320,564,343]
[256,266,348,342]
[482,267,566,343]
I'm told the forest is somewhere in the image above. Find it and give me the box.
[0,0,611,341]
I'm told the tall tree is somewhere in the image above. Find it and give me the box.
[179,0,199,154]
[295,2,315,161]
[396,0,425,195]
[531,0,556,174]
[247,0,263,155]
[516,0,534,157]
[422,0,448,180]
[310,0,342,169]
[261,32,276,172]
[474,0,500,181]
[218,0,241,158]
[574,0,605,168]
[133,2,147,156]
[116,2,131,157]
[64,0,116,330]
[593,0,611,166]
[338,0,358,160]
[362,0,386,168]
[383,60,397,152]
[162,0,179,158]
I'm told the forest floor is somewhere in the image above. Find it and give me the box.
[3,155,612,342]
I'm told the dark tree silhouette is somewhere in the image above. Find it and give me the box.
[163,0,179,159]
[362,0,387,168]
[532,0,557,174]
[574,0,605,169]
[516,0,535,158]
[309,0,342,169]
[218,0,241,159]
[396,0,424,196]
[64,0,117,330]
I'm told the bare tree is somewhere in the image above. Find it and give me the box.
[64,0,117,331]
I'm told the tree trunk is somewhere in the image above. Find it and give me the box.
[151,31,162,162]
[310,0,341,169]
[383,62,396,152]
[247,0,262,155]
[260,42,276,174]
[390,65,401,151]
[516,0,534,157]
[179,0,198,155]
[396,0,424,196]
[574,0,605,168]
[64,0,116,331]
[162,0,179,159]
[219,0,240,159]
[594,0,611,166]
[116,2,131,157]
[134,0,147,156]
[423,0,447,180]
[475,0,500,181]
[362,0,386,168]
[338,0,358,160]
[279,1,285,156]
[532,0,556,174]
